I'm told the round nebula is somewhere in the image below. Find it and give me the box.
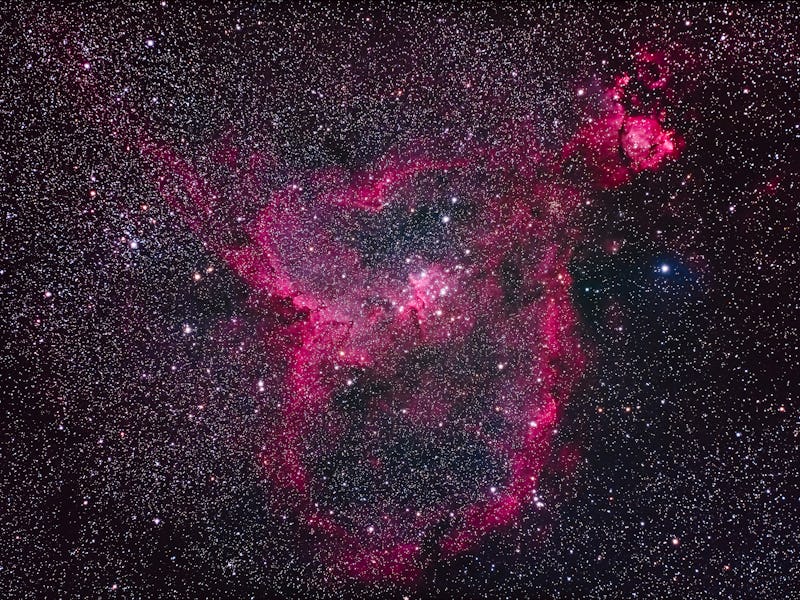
[125,64,679,583]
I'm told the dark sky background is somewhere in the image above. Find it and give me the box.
[2,3,799,599]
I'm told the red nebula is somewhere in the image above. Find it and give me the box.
[564,73,681,188]
[126,68,680,584]
[242,150,586,582]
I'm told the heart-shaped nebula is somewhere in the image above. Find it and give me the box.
[134,64,679,582]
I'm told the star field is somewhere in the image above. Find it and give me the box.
[3,3,799,599]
